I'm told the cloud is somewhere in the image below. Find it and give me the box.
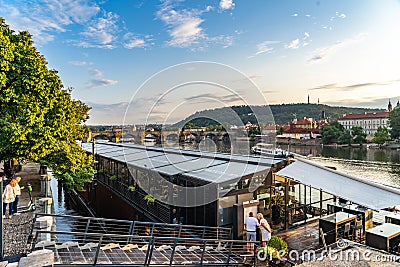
[86,69,118,89]
[157,1,234,49]
[205,5,213,12]
[184,92,242,104]
[123,33,152,49]
[157,2,205,48]
[249,40,280,58]
[336,12,346,19]
[0,0,100,45]
[310,79,400,92]
[291,13,298,17]
[324,97,392,108]
[307,33,367,63]
[286,38,300,49]
[219,0,235,10]
[79,12,119,48]
[69,61,92,66]
[86,101,128,125]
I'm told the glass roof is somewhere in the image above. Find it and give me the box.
[82,142,282,183]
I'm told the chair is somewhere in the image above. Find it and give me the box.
[338,222,352,240]
[351,220,364,243]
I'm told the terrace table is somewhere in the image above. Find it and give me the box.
[366,223,400,251]
[327,203,373,232]
[319,211,357,245]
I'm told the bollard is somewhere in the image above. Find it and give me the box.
[40,174,52,197]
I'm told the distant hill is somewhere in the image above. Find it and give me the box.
[172,104,384,128]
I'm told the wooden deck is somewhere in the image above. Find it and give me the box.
[276,220,322,252]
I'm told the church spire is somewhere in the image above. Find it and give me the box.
[388,99,393,112]
[307,94,310,104]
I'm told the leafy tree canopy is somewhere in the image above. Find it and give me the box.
[0,18,94,189]
[389,107,400,140]
[373,126,391,145]
[351,126,367,145]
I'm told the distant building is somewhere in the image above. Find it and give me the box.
[337,100,392,136]
[281,117,321,140]
[338,113,390,137]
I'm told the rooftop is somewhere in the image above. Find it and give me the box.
[82,142,286,185]
[339,112,389,120]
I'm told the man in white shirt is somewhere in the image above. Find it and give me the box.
[245,211,259,251]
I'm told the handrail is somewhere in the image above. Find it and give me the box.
[33,230,248,243]
[33,213,232,236]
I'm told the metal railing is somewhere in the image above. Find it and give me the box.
[31,213,232,245]
[32,230,257,266]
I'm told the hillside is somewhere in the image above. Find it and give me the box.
[172,104,384,128]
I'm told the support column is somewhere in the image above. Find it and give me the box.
[284,178,289,231]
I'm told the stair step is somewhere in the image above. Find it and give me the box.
[81,246,111,264]
[122,245,147,264]
[102,246,132,264]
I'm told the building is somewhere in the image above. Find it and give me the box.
[337,100,393,136]
[338,112,390,136]
[280,117,321,140]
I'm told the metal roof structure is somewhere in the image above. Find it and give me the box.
[82,142,284,185]
[276,157,400,210]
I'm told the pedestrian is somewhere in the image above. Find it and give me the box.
[257,213,272,247]
[245,211,259,252]
[171,208,179,224]
[12,176,24,214]
[0,172,6,185]
[2,179,16,218]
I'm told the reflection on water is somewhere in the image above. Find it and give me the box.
[284,145,400,188]
[160,140,400,188]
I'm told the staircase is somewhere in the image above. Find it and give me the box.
[34,239,251,265]
[30,213,255,266]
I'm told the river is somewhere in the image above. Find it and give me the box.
[52,142,400,220]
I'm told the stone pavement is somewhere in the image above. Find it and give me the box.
[2,162,45,260]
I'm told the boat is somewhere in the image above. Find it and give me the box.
[251,143,291,158]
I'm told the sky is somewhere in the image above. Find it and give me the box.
[1,0,400,125]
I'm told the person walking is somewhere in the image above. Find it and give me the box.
[2,179,16,218]
[12,176,24,214]
[257,213,272,247]
[245,211,259,252]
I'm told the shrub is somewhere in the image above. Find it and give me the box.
[267,236,288,255]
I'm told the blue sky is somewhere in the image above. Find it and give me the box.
[1,0,400,124]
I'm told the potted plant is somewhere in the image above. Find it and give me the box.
[144,194,155,204]
[128,185,136,192]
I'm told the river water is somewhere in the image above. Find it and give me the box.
[52,141,400,218]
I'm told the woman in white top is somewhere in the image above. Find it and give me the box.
[2,179,16,218]
[257,213,272,247]
[12,177,24,214]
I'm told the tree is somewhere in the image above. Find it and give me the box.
[373,127,391,145]
[338,130,352,145]
[321,122,346,144]
[389,107,400,140]
[276,127,284,135]
[0,18,94,189]
[351,126,367,144]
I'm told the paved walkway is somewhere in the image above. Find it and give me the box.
[2,162,43,257]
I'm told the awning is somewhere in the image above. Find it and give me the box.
[276,157,400,210]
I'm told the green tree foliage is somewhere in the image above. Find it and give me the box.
[373,127,391,145]
[0,18,94,189]
[321,122,346,144]
[389,107,400,140]
[351,126,367,144]
[338,130,352,145]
